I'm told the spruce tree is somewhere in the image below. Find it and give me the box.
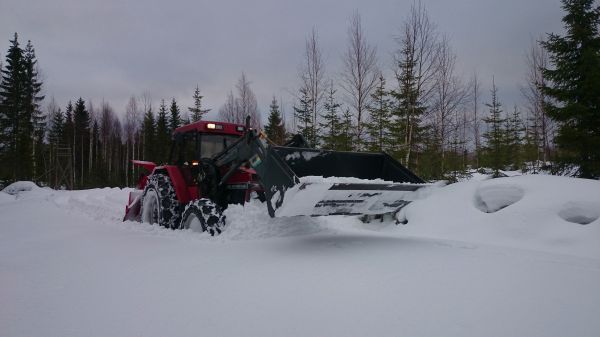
[417,125,442,179]
[60,101,74,186]
[293,87,316,147]
[365,75,392,152]
[0,33,26,180]
[155,99,170,163]
[48,108,65,146]
[0,35,47,181]
[541,0,600,177]
[337,108,354,151]
[188,85,210,122]
[506,106,525,169]
[23,40,45,179]
[264,97,286,145]
[523,110,542,171]
[62,101,74,148]
[482,79,506,177]
[319,83,341,150]
[142,107,156,161]
[389,45,426,168]
[73,98,90,187]
[169,98,182,132]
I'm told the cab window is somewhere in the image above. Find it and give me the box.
[200,134,240,158]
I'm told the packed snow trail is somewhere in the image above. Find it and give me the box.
[1,175,599,337]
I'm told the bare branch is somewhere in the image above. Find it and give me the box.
[340,11,379,149]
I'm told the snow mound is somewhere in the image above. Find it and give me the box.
[401,175,600,258]
[474,184,524,213]
[2,181,40,195]
[558,202,600,225]
[220,200,328,240]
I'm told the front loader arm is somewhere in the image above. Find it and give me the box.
[212,128,299,217]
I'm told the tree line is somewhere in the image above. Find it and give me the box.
[258,0,598,180]
[1,0,598,190]
[0,34,215,188]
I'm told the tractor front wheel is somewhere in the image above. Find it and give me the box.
[140,174,181,229]
[179,199,226,236]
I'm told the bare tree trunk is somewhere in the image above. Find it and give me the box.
[124,96,141,186]
[218,91,237,123]
[235,73,260,128]
[125,141,129,187]
[88,101,94,177]
[432,36,468,175]
[522,38,553,164]
[81,134,84,187]
[471,72,481,168]
[73,124,76,187]
[341,12,378,150]
[299,28,325,146]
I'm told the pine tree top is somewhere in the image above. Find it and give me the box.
[188,85,210,122]
[169,98,182,130]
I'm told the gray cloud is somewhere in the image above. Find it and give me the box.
[1,0,563,121]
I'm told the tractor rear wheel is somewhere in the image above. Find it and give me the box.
[179,199,226,236]
[141,174,181,229]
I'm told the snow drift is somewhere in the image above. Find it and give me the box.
[2,181,41,195]
[398,175,600,258]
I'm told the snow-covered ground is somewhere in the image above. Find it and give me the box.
[1,175,599,337]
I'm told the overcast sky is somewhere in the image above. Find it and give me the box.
[1,0,564,123]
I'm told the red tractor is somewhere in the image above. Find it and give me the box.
[124,117,425,235]
[124,120,260,234]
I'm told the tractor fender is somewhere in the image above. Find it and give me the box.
[152,165,192,205]
[132,160,157,190]
[132,160,156,172]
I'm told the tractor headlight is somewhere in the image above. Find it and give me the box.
[207,123,223,130]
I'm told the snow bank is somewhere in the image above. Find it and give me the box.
[474,184,524,213]
[1,176,597,260]
[2,181,40,195]
[401,175,600,258]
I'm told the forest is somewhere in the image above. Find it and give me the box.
[0,0,598,190]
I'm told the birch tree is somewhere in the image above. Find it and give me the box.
[219,73,260,128]
[124,96,140,186]
[470,72,481,167]
[340,12,378,150]
[431,36,468,173]
[522,38,553,164]
[236,72,260,128]
[299,28,325,146]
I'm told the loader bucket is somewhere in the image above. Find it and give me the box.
[266,146,427,217]
[272,147,424,184]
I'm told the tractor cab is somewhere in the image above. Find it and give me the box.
[170,121,246,166]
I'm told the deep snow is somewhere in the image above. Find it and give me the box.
[1,175,599,337]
